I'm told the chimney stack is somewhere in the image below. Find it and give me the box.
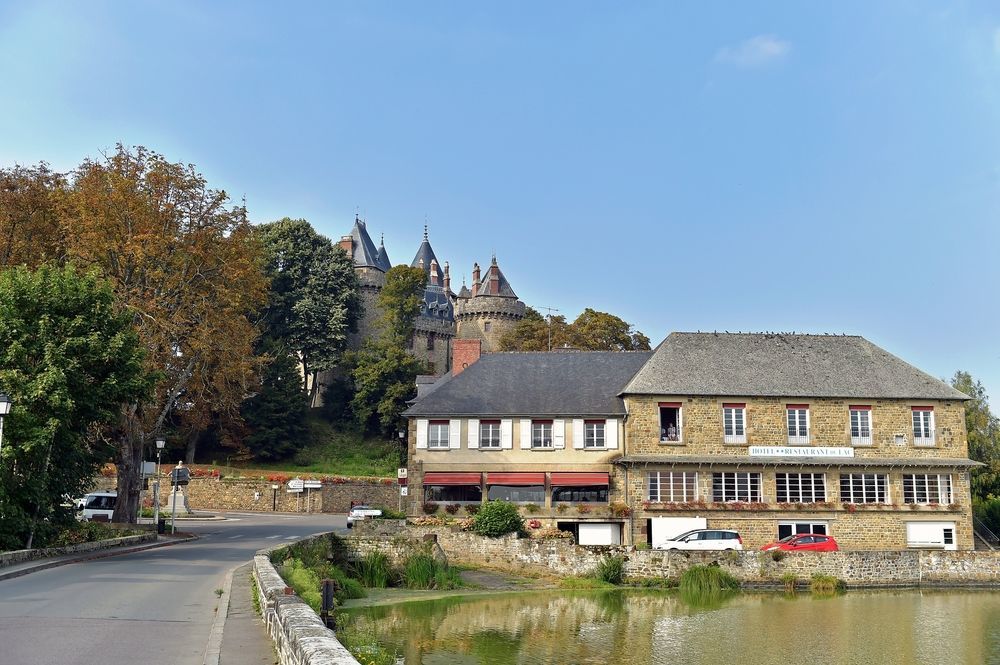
[471,262,481,297]
[429,259,439,285]
[452,339,482,376]
[338,235,353,258]
[443,261,451,292]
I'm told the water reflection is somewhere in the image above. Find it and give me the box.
[347,589,1000,664]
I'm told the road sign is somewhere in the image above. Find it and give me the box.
[170,466,191,485]
[141,461,156,479]
[286,488,303,493]
[287,478,304,490]
[303,480,322,489]
[400,486,409,497]
[397,467,408,479]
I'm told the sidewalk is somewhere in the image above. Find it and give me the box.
[218,563,276,665]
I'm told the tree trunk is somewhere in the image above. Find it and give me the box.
[184,429,198,464]
[112,433,142,524]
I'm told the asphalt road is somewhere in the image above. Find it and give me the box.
[0,512,346,665]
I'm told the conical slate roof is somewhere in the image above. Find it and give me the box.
[375,235,391,272]
[349,217,382,270]
[410,228,453,322]
[475,256,517,298]
[410,228,446,286]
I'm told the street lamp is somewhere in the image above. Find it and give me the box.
[153,438,165,532]
[0,392,11,461]
[271,484,279,511]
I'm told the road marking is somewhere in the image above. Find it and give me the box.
[227,535,242,539]
[284,535,297,540]
[265,535,279,539]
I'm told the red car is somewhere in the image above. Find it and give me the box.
[761,533,839,552]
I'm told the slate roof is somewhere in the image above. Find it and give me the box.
[375,237,391,272]
[475,256,517,298]
[411,231,453,322]
[404,351,653,417]
[411,236,446,286]
[613,454,982,468]
[348,218,382,270]
[622,333,968,400]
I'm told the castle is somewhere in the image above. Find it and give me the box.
[338,216,526,374]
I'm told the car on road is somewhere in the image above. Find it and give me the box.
[76,491,117,522]
[761,533,839,552]
[659,529,743,551]
[346,505,382,528]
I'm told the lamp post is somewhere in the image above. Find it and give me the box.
[0,392,11,461]
[272,484,279,511]
[153,438,165,532]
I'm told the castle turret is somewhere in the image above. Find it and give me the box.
[455,255,526,352]
[409,227,454,375]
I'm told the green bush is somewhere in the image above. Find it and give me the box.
[594,555,626,585]
[678,564,740,595]
[422,501,439,515]
[279,558,323,612]
[356,550,394,588]
[809,574,846,593]
[780,572,798,592]
[471,500,524,538]
[974,497,1000,535]
[51,522,139,547]
[375,507,406,520]
[401,552,462,590]
[464,504,480,515]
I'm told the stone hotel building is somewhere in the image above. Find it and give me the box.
[404,333,977,550]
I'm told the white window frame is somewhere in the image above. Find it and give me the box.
[722,404,746,444]
[850,406,873,446]
[531,420,553,449]
[786,406,810,444]
[903,474,952,504]
[659,404,683,443]
[479,420,501,449]
[776,472,826,503]
[912,408,935,446]
[839,473,889,504]
[427,421,450,450]
[647,471,698,503]
[584,420,606,449]
[711,472,762,503]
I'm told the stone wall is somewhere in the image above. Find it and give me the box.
[0,532,157,569]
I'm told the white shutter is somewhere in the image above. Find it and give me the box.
[520,419,532,449]
[501,419,513,449]
[449,419,462,449]
[416,419,428,449]
[606,418,618,449]
[573,419,585,449]
[468,419,479,449]
[553,419,566,449]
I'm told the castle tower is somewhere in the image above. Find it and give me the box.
[409,228,455,375]
[340,216,390,351]
[455,255,526,352]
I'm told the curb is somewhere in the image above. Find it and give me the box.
[202,564,235,665]
[0,534,199,582]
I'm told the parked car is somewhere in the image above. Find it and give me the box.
[659,529,743,551]
[761,534,839,552]
[76,491,117,522]
[346,505,382,528]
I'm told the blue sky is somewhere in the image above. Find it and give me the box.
[2,1,998,404]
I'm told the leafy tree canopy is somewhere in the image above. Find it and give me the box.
[952,371,1000,503]
[241,349,310,461]
[500,307,651,352]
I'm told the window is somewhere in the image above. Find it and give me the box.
[428,420,450,449]
[786,405,809,444]
[839,473,889,504]
[723,404,746,444]
[426,334,434,350]
[425,485,481,503]
[479,420,501,449]
[903,474,952,504]
[484,321,492,333]
[912,408,935,446]
[777,521,827,539]
[487,485,545,503]
[659,403,682,442]
[850,406,872,445]
[776,473,826,503]
[584,420,606,448]
[532,420,553,448]
[647,472,698,503]
[551,486,608,503]
[711,472,762,502]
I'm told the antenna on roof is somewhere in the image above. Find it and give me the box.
[538,305,560,351]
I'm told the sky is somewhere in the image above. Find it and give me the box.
[1,1,998,404]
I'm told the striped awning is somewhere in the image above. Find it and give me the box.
[550,472,609,486]
[422,472,482,486]
[487,472,545,486]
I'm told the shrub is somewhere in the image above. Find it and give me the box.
[577,504,592,515]
[523,503,540,514]
[376,507,406,520]
[678,564,740,595]
[279,558,322,612]
[464,504,480,515]
[594,555,626,584]
[471,500,524,538]
[401,552,462,590]
[809,574,846,593]
[610,501,631,518]
[555,503,568,514]
[770,550,787,562]
[422,501,439,515]
[444,503,460,515]
[780,572,798,592]
[355,551,394,588]
[635,542,650,550]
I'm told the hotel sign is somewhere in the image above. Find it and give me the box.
[749,446,855,458]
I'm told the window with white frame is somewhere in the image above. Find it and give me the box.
[647,472,698,503]
[912,408,935,445]
[839,473,888,504]
[903,474,952,504]
[479,420,501,449]
[532,420,553,448]
[776,473,826,503]
[777,521,828,539]
[659,403,682,442]
[723,404,746,444]
[584,420,606,448]
[711,472,762,502]
[428,420,450,449]
[850,406,872,445]
[786,405,810,444]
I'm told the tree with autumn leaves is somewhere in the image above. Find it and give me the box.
[500,307,651,352]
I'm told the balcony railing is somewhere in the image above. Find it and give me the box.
[913,429,936,447]
[787,434,810,445]
[851,428,872,446]
[723,433,747,444]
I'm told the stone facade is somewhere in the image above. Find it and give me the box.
[454,291,526,352]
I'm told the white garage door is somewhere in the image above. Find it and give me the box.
[578,523,622,546]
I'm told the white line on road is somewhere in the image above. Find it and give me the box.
[265,535,279,539]
[283,536,297,540]
[227,535,242,539]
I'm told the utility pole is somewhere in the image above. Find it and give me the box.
[538,306,560,351]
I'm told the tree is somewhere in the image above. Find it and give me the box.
[0,265,152,549]
[500,307,651,352]
[951,371,1000,503]
[241,350,310,461]
[255,219,359,405]
[0,164,66,268]
[351,266,427,435]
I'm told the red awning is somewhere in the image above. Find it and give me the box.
[423,472,482,486]
[487,472,546,486]
[550,472,609,487]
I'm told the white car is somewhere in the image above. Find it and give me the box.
[346,505,382,528]
[76,491,117,522]
[660,529,743,551]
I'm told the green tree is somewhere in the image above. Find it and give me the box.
[951,371,1000,502]
[0,265,152,549]
[241,350,309,461]
[500,307,650,352]
[256,219,359,405]
[351,266,427,435]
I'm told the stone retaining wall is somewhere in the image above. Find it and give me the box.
[253,546,360,665]
[0,532,157,569]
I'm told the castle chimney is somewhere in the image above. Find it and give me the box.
[471,262,481,297]
[443,261,451,292]
[339,235,353,257]
[429,259,439,285]
[452,339,481,376]
[487,255,499,295]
